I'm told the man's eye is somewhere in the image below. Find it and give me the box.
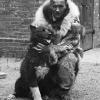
[59,5,63,8]
[52,5,57,9]
[59,5,65,9]
[51,4,65,11]
[54,5,64,9]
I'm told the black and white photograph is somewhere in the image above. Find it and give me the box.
[0,0,100,100]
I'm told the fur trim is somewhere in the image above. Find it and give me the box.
[59,0,80,36]
[67,0,80,17]
[31,0,50,27]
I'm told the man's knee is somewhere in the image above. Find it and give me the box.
[56,53,79,89]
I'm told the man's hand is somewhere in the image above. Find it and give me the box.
[33,43,46,51]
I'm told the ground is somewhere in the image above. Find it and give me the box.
[0,48,100,100]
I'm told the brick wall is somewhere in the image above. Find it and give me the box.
[0,0,44,57]
[0,0,100,57]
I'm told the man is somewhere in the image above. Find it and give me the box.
[7,0,84,100]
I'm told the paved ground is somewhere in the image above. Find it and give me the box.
[0,48,100,100]
[72,48,100,100]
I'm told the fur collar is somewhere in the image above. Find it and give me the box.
[59,0,80,36]
[31,0,50,27]
[31,0,80,35]
[67,0,80,18]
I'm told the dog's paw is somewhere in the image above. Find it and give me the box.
[43,95,49,100]
[34,97,43,100]
[7,94,15,100]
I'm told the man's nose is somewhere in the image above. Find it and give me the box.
[56,8,60,12]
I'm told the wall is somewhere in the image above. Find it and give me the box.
[0,0,100,57]
[0,0,44,57]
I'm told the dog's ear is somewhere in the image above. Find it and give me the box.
[50,0,54,4]
[30,25,36,32]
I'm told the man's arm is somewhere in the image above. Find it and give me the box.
[50,24,85,53]
[60,24,85,48]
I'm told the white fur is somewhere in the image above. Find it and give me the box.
[7,94,15,100]
[67,0,80,17]
[31,0,50,27]
[59,0,80,36]
[30,87,42,100]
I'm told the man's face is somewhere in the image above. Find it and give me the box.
[50,0,66,19]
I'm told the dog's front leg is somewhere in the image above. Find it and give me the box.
[30,87,43,100]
